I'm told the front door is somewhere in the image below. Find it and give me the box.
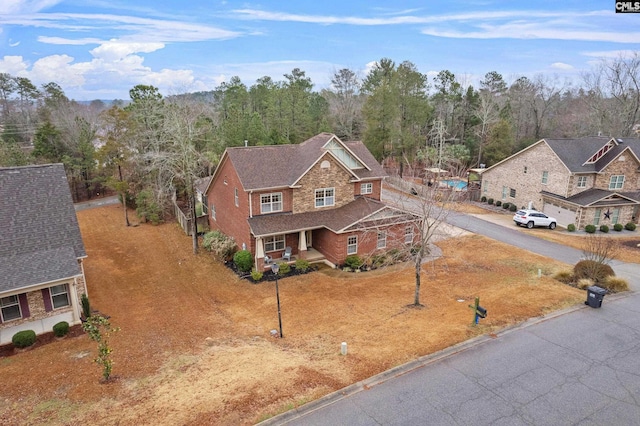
[305,230,313,248]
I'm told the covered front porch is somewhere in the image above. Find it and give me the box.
[254,230,327,271]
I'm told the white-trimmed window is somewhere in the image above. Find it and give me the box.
[541,171,548,185]
[404,225,414,243]
[315,188,335,207]
[234,188,239,207]
[482,180,489,193]
[377,231,387,249]
[510,188,516,198]
[264,235,285,253]
[347,236,358,254]
[50,284,70,309]
[361,183,373,195]
[577,176,587,188]
[612,208,621,224]
[0,295,21,322]
[594,208,602,226]
[502,186,507,200]
[211,204,216,220]
[609,175,625,190]
[260,192,283,214]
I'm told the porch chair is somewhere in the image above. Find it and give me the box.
[264,255,272,264]
[283,246,292,262]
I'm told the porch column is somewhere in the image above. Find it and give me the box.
[70,278,80,324]
[255,237,265,270]
[298,231,307,259]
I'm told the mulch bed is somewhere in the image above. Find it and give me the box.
[0,324,85,358]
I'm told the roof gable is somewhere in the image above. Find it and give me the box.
[214,133,386,191]
[0,164,86,292]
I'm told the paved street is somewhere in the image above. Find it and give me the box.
[262,191,640,425]
[277,291,640,425]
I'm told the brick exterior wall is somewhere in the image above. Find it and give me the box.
[207,157,253,251]
[293,154,354,213]
[481,142,569,210]
[353,180,382,201]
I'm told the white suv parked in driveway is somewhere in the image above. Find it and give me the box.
[513,209,557,229]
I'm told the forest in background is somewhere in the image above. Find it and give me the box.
[1,54,639,219]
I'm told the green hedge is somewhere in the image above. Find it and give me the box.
[53,321,70,337]
[567,224,576,232]
[599,225,609,233]
[12,330,36,348]
[625,222,637,231]
[585,224,596,233]
[614,223,623,232]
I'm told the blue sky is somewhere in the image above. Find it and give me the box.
[1,1,638,100]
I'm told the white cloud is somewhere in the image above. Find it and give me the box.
[550,62,574,70]
[0,0,61,14]
[38,36,103,45]
[583,50,640,59]
[90,40,165,62]
[0,55,29,75]
[31,54,85,86]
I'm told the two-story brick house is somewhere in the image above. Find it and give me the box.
[0,164,88,344]
[204,133,422,269]
[479,136,640,229]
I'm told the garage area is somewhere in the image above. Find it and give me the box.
[543,203,576,228]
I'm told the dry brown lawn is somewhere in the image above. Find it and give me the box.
[0,204,584,425]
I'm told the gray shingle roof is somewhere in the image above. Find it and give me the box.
[544,137,613,172]
[225,133,387,191]
[0,164,86,293]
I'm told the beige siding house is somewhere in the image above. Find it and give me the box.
[0,164,88,344]
[480,137,640,229]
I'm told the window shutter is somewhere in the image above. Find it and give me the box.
[18,294,30,318]
[41,288,52,312]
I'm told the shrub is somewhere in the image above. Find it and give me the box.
[614,223,623,232]
[487,198,494,205]
[495,200,502,207]
[502,202,510,210]
[552,270,573,284]
[371,254,387,267]
[53,321,70,337]
[599,225,609,233]
[12,330,36,348]
[250,269,263,281]
[584,224,596,234]
[602,276,629,293]
[277,262,291,274]
[233,250,253,272]
[344,254,363,269]
[203,230,237,260]
[480,196,487,202]
[509,204,517,212]
[135,189,163,225]
[576,278,594,290]
[81,293,91,319]
[294,258,310,272]
[573,259,615,283]
[567,224,576,232]
[625,222,637,231]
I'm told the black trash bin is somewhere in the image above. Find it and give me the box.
[585,285,607,308]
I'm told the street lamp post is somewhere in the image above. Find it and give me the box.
[271,263,283,338]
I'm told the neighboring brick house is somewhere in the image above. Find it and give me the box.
[0,164,88,344]
[204,133,422,269]
[479,136,640,229]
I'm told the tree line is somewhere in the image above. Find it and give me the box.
[1,53,639,222]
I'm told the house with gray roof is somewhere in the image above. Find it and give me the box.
[0,164,88,344]
[204,133,421,269]
[479,136,640,229]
